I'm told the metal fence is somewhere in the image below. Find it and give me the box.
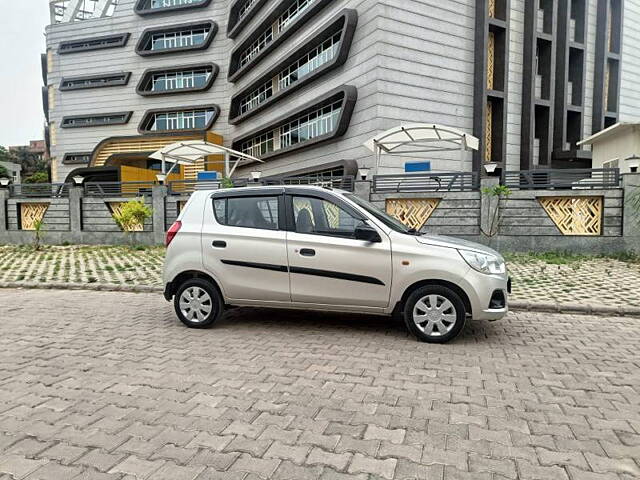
[372,172,479,193]
[168,175,355,193]
[84,181,157,197]
[9,183,70,198]
[502,168,621,189]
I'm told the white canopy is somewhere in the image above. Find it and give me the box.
[363,124,479,171]
[364,124,479,154]
[149,140,263,177]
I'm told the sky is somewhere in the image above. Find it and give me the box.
[0,2,50,147]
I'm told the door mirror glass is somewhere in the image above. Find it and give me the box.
[354,224,382,243]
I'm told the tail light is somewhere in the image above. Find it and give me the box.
[166,220,182,247]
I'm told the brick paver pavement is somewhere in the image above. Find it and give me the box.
[0,289,638,480]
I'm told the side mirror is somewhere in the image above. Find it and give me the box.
[355,223,382,243]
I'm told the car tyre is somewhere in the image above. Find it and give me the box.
[403,285,466,343]
[174,278,223,328]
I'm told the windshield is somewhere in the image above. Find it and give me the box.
[345,193,414,234]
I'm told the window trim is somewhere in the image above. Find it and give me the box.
[228,0,335,82]
[62,152,92,165]
[134,0,213,16]
[138,104,220,134]
[229,9,357,124]
[58,33,130,55]
[135,20,217,57]
[59,72,132,91]
[227,0,271,39]
[136,63,219,97]
[212,194,286,231]
[61,111,133,129]
[231,85,357,160]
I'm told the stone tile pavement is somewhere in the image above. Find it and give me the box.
[0,289,638,479]
[2,246,640,308]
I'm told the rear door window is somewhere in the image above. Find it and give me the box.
[213,196,279,230]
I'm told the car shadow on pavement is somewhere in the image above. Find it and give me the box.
[195,306,507,344]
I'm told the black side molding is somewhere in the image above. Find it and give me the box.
[221,259,385,286]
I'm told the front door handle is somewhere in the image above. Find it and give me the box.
[299,248,315,257]
[212,240,227,248]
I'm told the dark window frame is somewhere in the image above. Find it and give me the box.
[135,20,217,57]
[61,112,133,129]
[229,9,357,125]
[212,194,286,231]
[136,62,219,97]
[138,104,220,134]
[134,0,212,16]
[59,72,132,91]
[227,0,270,39]
[231,85,357,161]
[62,152,92,165]
[58,33,130,54]
[42,87,49,122]
[228,0,335,82]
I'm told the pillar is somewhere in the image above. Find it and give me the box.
[152,185,168,246]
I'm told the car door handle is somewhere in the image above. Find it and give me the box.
[299,248,315,257]
[212,240,227,248]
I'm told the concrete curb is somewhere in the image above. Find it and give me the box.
[0,281,163,294]
[1,282,639,318]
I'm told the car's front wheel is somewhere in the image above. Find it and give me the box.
[174,279,223,328]
[403,285,466,343]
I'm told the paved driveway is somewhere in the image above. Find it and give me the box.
[0,289,638,480]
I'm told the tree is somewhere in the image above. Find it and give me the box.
[0,164,9,179]
[0,146,11,164]
[8,146,47,177]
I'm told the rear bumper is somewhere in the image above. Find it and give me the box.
[163,282,173,301]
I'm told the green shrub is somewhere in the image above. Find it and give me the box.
[24,171,49,184]
[112,200,152,233]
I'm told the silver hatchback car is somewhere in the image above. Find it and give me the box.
[163,185,509,343]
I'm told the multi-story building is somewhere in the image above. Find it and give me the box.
[43,0,640,184]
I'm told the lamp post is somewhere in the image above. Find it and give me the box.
[250,171,262,183]
[0,177,10,187]
[71,175,84,186]
[625,154,640,173]
[155,173,167,184]
[358,167,370,181]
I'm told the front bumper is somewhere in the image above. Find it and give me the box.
[461,269,510,321]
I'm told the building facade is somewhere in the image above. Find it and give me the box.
[43,0,640,183]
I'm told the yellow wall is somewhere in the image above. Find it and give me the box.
[120,165,182,183]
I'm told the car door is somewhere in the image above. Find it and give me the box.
[202,190,290,302]
[285,191,392,308]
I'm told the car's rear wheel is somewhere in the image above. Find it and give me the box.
[403,285,466,343]
[174,278,223,328]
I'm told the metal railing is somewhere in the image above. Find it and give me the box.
[270,175,355,191]
[372,172,479,193]
[502,168,621,189]
[168,175,355,193]
[9,183,70,198]
[84,181,157,197]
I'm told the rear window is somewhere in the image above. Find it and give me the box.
[213,196,279,230]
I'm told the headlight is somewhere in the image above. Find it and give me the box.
[458,249,506,275]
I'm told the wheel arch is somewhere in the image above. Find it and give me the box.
[164,270,224,301]
[395,279,473,317]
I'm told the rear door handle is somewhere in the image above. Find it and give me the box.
[299,248,315,257]
[212,240,227,248]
